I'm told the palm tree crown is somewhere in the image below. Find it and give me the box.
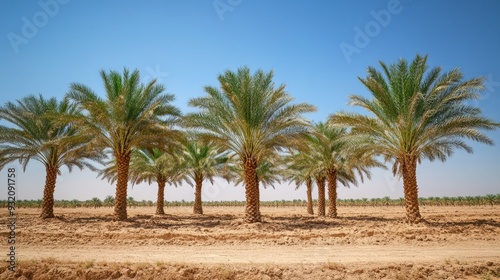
[330,54,499,222]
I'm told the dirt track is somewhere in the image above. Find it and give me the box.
[20,242,500,264]
[1,206,499,279]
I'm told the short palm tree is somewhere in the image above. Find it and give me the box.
[103,195,115,207]
[185,67,316,223]
[231,158,282,190]
[68,68,182,220]
[0,95,102,218]
[330,54,500,223]
[285,151,316,215]
[310,122,383,218]
[99,148,185,215]
[181,139,228,214]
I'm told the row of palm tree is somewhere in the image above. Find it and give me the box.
[1,55,498,223]
[2,194,499,209]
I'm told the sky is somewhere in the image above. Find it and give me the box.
[0,0,499,202]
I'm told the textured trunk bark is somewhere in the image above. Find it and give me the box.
[156,177,166,215]
[306,177,314,215]
[316,176,326,217]
[40,165,58,219]
[114,152,131,220]
[402,155,421,223]
[244,157,261,223]
[193,172,204,214]
[327,169,338,218]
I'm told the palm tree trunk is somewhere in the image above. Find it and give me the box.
[327,169,338,218]
[402,155,421,223]
[114,152,131,220]
[244,157,261,223]
[306,177,314,215]
[193,172,204,214]
[156,177,166,215]
[316,176,326,217]
[40,165,58,219]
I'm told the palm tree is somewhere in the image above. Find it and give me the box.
[330,54,500,223]
[181,139,228,214]
[90,197,102,208]
[298,176,315,215]
[185,67,316,223]
[285,151,316,215]
[68,68,182,220]
[99,148,185,215]
[103,195,115,207]
[0,95,102,218]
[310,122,383,218]
[127,196,136,208]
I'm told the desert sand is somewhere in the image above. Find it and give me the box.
[1,205,499,279]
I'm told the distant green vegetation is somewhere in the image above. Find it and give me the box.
[1,194,498,209]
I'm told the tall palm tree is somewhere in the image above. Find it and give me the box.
[330,54,500,223]
[68,68,182,220]
[0,95,102,218]
[99,148,185,215]
[181,139,228,214]
[185,67,316,223]
[310,122,383,218]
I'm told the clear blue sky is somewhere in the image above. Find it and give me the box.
[1,0,499,202]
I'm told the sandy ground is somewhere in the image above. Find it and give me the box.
[0,205,499,279]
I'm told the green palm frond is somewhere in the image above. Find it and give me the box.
[98,148,187,187]
[309,122,383,187]
[179,137,229,186]
[228,157,283,189]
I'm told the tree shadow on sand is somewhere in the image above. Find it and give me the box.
[341,215,400,223]
[424,219,500,228]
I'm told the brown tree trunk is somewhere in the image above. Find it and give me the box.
[316,176,326,217]
[114,152,131,221]
[40,165,58,219]
[244,157,261,223]
[193,172,204,214]
[402,155,421,223]
[306,177,314,215]
[156,177,166,215]
[327,169,338,218]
